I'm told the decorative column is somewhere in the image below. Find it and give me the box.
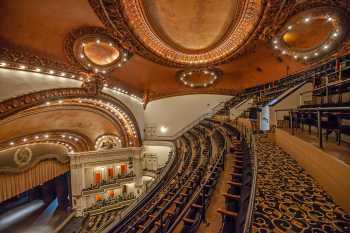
[133,149,143,196]
[70,160,84,216]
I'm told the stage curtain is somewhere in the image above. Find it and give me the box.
[0,159,69,202]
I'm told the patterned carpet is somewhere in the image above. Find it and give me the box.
[252,136,350,233]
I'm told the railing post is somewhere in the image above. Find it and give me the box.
[290,111,294,135]
[317,110,323,149]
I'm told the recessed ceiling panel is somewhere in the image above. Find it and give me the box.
[142,0,239,52]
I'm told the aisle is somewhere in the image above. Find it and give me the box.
[252,136,350,232]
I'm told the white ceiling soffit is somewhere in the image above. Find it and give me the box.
[144,94,232,140]
[0,68,81,101]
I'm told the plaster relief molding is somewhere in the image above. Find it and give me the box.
[68,147,142,166]
[89,0,267,67]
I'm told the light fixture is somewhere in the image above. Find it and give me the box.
[46,102,50,105]
[58,100,63,104]
[304,17,310,23]
[323,45,329,50]
[35,68,41,72]
[287,25,292,30]
[19,65,26,69]
[23,138,27,142]
[44,134,49,138]
[0,62,7,66]
[160,126,168,133]
[9,142,14,145]
[49,70,54,74]
[35,136,39,139]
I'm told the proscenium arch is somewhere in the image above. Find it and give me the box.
[0,88,142,147]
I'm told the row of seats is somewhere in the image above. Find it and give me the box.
[218,140,252,233]
[113,127,213,233]
[281,111,350,144]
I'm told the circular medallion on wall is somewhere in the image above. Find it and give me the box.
[177,68,222,88]
[272,7,349,63]
[95,135,122,150]
[65,27,132,74]
[14,147,32,167]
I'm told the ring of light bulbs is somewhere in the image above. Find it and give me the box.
[272,8,348,62]
[74,34,131,74]
[2,133,83,153]
[177,68,221,88]
[0,62,144,104]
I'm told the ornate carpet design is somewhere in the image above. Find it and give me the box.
[252,136,350,233]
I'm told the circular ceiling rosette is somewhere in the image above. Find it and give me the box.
[272,7,350,63]
[64,27,132,74]
[89,0,265,67]
[177,68,222,88]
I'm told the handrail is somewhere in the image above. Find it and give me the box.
[243,133,257,233]
[275,106,350,112]
[104,150,178,233]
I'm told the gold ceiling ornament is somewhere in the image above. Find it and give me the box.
[89,0,266,67]
[177,68,223,88]
[64,26,132,74]
[272,7,350,63]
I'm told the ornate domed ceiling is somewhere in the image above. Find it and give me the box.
[0,0,349,100]
[90,0,264,67]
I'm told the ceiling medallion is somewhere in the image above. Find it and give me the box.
[89,0,264,67]
[177,68,222,88]
[272,7,349,63]
[65,27,132,74]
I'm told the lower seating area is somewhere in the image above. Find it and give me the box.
[252,134,350,232]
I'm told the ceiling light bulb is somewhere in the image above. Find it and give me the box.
[160,126,168,133]
[80,54,84,58]
[294,55,298,59]
[102,70,106,74]
[10,142,14,145]
[49,70,54,74]
[45,134,49,138]
[35,136,39,139]
[314,52,319,56]
[19,65,26,69]
[273,40,278,44]
[23,138,27,142]
[287,25,292,30]
[323,45,329,50]
[282,50,286,54]
[96,39,100,44]
[0,62,7,66]
[332,32,338,37]
[46,102,50,105]
[61,135,66,138]
[303,56,308,60]
[109,42,113,46]
[274,45,278,49]
[304,17,310,23]
[58,100,63,104]
[35,68,41,72]
[327,17,333,22]
[61,72,66,76]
